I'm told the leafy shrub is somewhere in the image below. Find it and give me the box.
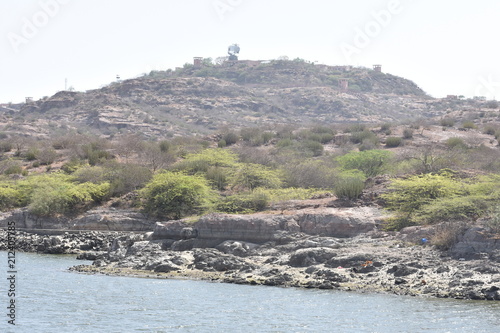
[306,126,336,144]
[336,150,392,177]
[302,140,324,156]
[80,143,113,166]
[206,167,229,190]
[345,124,366,133]
[281,159,335,189]
[440,118,455,127]
[483,125,497,135]
[402,128,413,139]
[74,162,153,197]
[0,160,22,175]
[240,128,274,146]
[382,172,466,215]
[140,172,213,219]
[333,171,365,200]
[461,121,476,129]
[62,159,86,174]
[0,186,23,210]
[4,164,22,175]
[28,180,111,216]
[381,172,500,229]
[276,138,293,148]
[0,173,112,216]
[25,147,39,161]
[380,123,391,132]
[385,137,402,148]
[216,190,269,213]
[231,163,283,190]
[485,205,500,234]
[38,148,57,165]
[0,141,12,152]
[159,140,171,153]
[262,188,328,202]
[445,137,467,149]
[349,130,377,144]
[218,139,227,148]
[173,149,238,174]
[222,132,239,146]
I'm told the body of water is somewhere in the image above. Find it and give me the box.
[1,252,499,332]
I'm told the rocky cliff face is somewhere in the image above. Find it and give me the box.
[153,207,383,246]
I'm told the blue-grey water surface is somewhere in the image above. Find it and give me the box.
[1,252,500,332]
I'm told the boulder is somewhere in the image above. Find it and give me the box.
[152,220,192,240]
[288,247,338,267]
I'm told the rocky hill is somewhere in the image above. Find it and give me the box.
[2,60,464,139]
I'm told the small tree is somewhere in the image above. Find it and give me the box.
[336,150,392,177]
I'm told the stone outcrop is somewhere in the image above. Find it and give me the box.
[451,226,500,259]
[152,208,383,245]
[0,208,155,232]
[67,231,500,301]
[296,207,382,237]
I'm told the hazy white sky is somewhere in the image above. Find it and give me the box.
[1,0,499,103]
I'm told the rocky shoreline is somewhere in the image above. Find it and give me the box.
[3,228,500,301]
[66,231,499,301]
[2,206,500,301]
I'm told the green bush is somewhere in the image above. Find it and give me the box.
[23,174,111,216]
[380,123,391,132]
[62,159,86,174]
[461,121,476,129]
[281,159,335,189]
[345,124,366,133]
[173,149,238,174]
[382,172,466,215]
[402,128,413,139]
[222,132,239,146]
[440,118,455,127]
[485,205,500,234]
[217,139,226,148]
[0,186,23,210]
[140,172,213,219]
[38,148,57,165]
[216,190,269,213]
[4,164,22,175]
[74,163,153,196]
[333,171,365,200]
[158,140,171,153]
[336,150,392,177]
[483,125,497,135]
[385,137,402,148]
[81,143,113,166]
[0,141,12,152]
[29,180,109,213]
[231,163,283,190]
[302,140,324,156]
[25,148,39,161]
[445,137,467,149]
[381,172,500,228]
[206,166,229,191]
[349,130,377,144]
